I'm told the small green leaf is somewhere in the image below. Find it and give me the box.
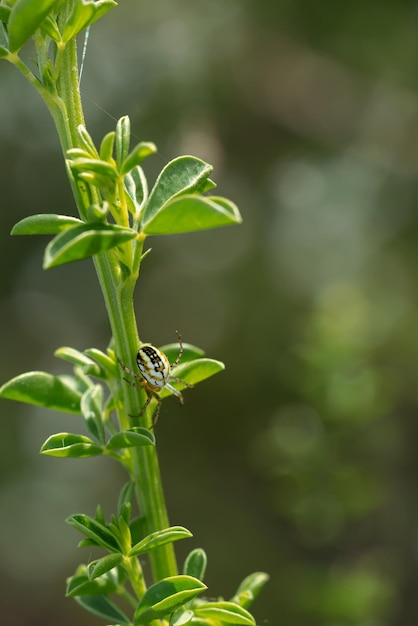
[130,516,146,547]
[120,141,157,175]
[118,501,132,528]
[81,385,105,444]
[86,202,110,222]
[114,515,132,553]
[194,601,255,625]
[183,548,207,581]
[67,147,92,160]
[70,157,117,180]
[43,222,137,269]
[117,481,134,517]
[84,348,119,377]
[0,46,9,58]
[40,432,103,458]
[95,504,106,524]
[142,156,213,228]
[107,427,155,450]
[118,498,132,523]
[66,513,121,552]
[143,194,242,235]
[115,115,131,170]
[88,553,123,580]
[76,125,99,158]
[232,571,270,609]
[11,213,83,235]
[125,166,148,216]
[40,15,61,42]
[54,346,99,369]
[171,609,194,625]
[99,131,116,162]
[8,0,61,52]
[129,526,192,557]
[75,595,130,624]
[62,0,117,41]
[160,358,224,398]
[67,566,120,598]
[134,576,207,625]
[0,6,11,25]
[0,371,81,412]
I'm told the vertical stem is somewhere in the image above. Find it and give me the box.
[45,23,178,581]
[113,277,179,579]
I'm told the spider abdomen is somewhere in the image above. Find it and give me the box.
[136,345,170,390]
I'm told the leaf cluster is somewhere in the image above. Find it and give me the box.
[64,502,269,625]
[11,116,241,269]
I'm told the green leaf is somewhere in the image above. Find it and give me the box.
[183,548,207,581]
[118,497,132,524]
[70,157,118,180]
[160,358,224,398]
[62,0,117,41]
[84,348,119,377]
[112,514,132,553]
[125,166,148,215]
[129,526,192,557]
[118,502,132,529]
[8,0,61,52]
[75,595,130,624]
[0,46,9,58]
[88,553,123,580]
[76,125,99,158]
[117,481,134,517]
[143,194,242,235]
[120,141,157,176]
[86,202,110,222]
[40,14,61,42]
[134,576,207,625]
[67,566,120,597]
[171,609,194,625]
[81,385,105,444]
[67,147,93,160]
[194,601,255,625]
[43,222,137,269]
[99,131,116,162]
[142,156,213,228]
[11,213,84,235]
[232,572,270,609]
[40,432,103,458]
[0,371,81,413]
[0,6,11,25]
[130,516,146,547]
[95,503,106,525]
[107,427,155,450]
[54,346,100,370]
[115,115,131,170]
[66,513,121,552]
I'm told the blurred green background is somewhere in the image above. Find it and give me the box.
[2,0,418,624]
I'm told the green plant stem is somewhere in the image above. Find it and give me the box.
[25,15,178,582]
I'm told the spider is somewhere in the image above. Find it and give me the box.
[118,331,192,426]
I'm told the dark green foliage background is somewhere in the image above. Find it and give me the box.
[1,0,418,624]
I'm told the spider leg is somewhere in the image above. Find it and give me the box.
[117,357,143,384]
[171,330,184,368]
[169,376,194,389]
[165,378,193,406]
[151,396,162,428]
[119,357,158,422]
[129,387,162,429]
